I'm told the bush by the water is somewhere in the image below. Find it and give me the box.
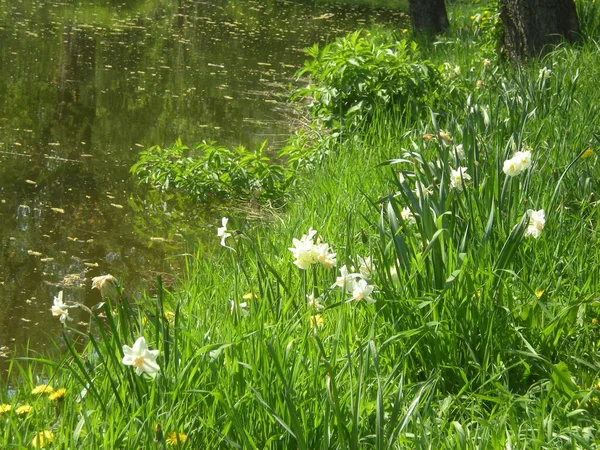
[294,30,442,129]
[131,138,293,203]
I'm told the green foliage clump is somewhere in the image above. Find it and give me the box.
[131,139,292,204]
[295,30,442,129]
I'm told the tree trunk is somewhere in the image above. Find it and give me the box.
[408,0,449,35]
[500,0,579,60]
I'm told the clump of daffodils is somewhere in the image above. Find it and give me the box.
[334,265,375,304]
[524,209,545,239]
[503,150,532,177]
[289,228,336,270]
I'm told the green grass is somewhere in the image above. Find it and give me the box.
[2,1,600,448]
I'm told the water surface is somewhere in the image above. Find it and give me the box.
[0,0,407,375]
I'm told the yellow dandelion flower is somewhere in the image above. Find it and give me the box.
[535,290,544,299]
[592,318,598,326]
[242,292,257,300]
[581,148,595,159]
[31,430,54,448]
[48,388,66,401]
[31,385,53,395]
[166,431,188,446]
[310,314,324,329]
[15,405,32,415]
[0,403,12,414]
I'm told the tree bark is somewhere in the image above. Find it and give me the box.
[500,0,579,60]
[408,0,449,35]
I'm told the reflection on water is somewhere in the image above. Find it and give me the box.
[0,0,407,375]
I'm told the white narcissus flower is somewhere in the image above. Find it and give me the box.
[335,265,362,293]
[503,150,532,177]
[454,144,465,161]
[401,207,416,225]
[503,158,522,177]
[289,228,318,269]
[350,279,375,304]
[307,293,324,311]
[356,256,374,279]
[313,242,337,269]
[414,181,431,200]
[524,209,545,239]
[289,228,336,270]
[230,300,249,317]
[450,167,471,191]
[122,337,160,378]
[217,217,232,247]
[513,150,532,171]
[91,274,119,300]
[538,67,551,80]
[51,291,71,324]
[335,265,351,288]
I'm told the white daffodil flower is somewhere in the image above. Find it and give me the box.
[350,279,375,304]
[122,337,160,378]
[524,209,545,239]
[450,167,471,191]
[217,217,232,248]
[401,206,417,225]
[356,256,374,279]
[314,242,337,269]
[289,228,336,270]
[230,300,249,317]
[513,150,532,171]
[51,291,71,324]
[289,228,318,269]
[307,293,324,311]
[503,150,532,177]
[91,274,119,300]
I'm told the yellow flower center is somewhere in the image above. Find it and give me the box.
[133,356,145,368]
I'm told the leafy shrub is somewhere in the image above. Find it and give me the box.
[294,30,442,129]
[131,139,293,204]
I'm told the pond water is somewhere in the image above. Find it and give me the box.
[0,0,407,375]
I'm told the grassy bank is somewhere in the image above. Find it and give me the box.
[3,1,600,448]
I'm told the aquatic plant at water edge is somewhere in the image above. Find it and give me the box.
[131,138,293,203]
